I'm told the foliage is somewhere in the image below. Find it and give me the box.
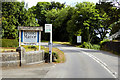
[42,46,65,63]
[2,2,23,39]
[78,42,100,50]
[0,39,18,47]
[96,2,120,40]
[80,42,93,49]
[30,2,66,41]
[100,39,110,45]
[67,2,104,44]
[2,1,120,46]
[110,19,120,35]
[92,44,100,50]
[2,2,39,39]
[45,6,72,41]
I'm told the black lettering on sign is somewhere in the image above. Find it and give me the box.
[24,31,36,39]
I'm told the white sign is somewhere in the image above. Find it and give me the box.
[77,36,82,43]
[21,31,40,45]
[45,24,52,33]
[24,31,37,43]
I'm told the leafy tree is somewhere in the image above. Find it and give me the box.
[31,1,65,41]
[2,2,39,39]
[96,2,120,40]
[67,2,104,44]
[110,19,120,35]
[2,2,23,39]
[45,6,74,41]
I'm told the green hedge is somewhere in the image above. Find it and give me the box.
[0,39,19,47]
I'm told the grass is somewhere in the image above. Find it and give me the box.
[41,46,66,63]
[0,47,16,52]
[41,40,70,45]
[53,41,70,45]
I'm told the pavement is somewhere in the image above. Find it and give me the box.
[2,63,55,78]
[1,43,119,79]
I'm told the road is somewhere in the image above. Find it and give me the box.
[2,43,118,79]
[44,43,118,78]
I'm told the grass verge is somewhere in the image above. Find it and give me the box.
[41,46,66,63]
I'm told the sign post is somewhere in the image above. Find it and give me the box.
[77,36,82,43]
[45,24,52,63]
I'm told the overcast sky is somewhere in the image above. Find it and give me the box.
[17,0,99,8]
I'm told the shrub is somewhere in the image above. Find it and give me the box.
[100,39,110,45]
[0,39,18,47]
[92,44,100,50]
[81,42,93,49]
[79,42,100,50]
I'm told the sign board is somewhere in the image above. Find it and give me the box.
[24,31,37,43]
[21,31,39,45]
[77,36,82,43]
[45,24,52,33]
[18,26,43,47]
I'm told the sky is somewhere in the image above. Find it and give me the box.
[17,0,99,8]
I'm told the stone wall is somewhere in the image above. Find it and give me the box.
[1,52,20,67]
[101,41,120,54]
[1,50,44,67]
[25,51,44,65]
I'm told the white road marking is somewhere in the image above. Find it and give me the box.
[81,51,117,78]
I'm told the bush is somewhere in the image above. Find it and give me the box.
[0,39,18,47]
[100,39,110,45]
[81,42,93,49]
[79,42,100,50]
[92,44,100,50]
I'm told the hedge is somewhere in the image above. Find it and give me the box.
[0,39,19,47]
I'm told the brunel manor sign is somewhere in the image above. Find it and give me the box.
[18,26,43,50]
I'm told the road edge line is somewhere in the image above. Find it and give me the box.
[81,51,117,78]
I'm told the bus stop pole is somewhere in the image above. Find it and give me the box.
[50,31,52,63]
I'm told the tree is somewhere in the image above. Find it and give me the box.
[2,2,39,39]
[96,2,120,40]
[45,6,74,41]
[30,1,66,41]
[110,19,120,35]
[2,2,23,39]
[67,2,104,44]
